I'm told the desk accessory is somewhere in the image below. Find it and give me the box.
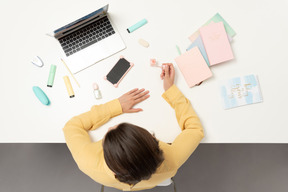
[32,86,50,105]
[175,47,212,87]
[187,36,210,66]
[93,83,102,99]
[47,65,57,87]
[104,56,133,88]
[200,22,234,66]
[138,39,149,47]
[127,19,147,33]
[150,59,162,68]
[60,59,80,88]
[31,56,44,67]
[189,13,236,42]
[220,74,263,109]
[63,76,75,98]
[176,45,181,55]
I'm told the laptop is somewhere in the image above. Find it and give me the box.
[53,4,126,74]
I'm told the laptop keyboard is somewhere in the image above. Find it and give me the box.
[59,16,115,57]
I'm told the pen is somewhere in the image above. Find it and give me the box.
[61,58,80,88]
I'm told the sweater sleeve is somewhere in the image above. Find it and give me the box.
[62,99,122,163]
[162,85,204,167]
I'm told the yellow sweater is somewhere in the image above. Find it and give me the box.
[63,85,204,191]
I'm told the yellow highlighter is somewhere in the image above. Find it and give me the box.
[63,76,75,98]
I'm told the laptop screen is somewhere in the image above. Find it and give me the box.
[54,4,108,38]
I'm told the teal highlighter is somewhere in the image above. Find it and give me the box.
[127,19,147,33]
[33,86,50,105]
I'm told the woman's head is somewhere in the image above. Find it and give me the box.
[103,123,164,186]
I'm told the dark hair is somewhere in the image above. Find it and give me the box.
[103,123,164,186]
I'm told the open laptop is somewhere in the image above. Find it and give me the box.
[53,4,126,74]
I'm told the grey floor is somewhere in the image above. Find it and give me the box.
[0,144,287,192]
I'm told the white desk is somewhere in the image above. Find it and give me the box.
[1,0,288,143]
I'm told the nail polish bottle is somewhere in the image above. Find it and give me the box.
[93,83,102,99]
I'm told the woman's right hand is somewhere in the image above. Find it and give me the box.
[160,63,175,91]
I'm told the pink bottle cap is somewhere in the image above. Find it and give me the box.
[93,83,99,90]
[150,59,157,66]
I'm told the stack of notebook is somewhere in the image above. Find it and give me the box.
[175,13,236,87]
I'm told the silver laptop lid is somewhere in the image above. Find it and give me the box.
[54,4,109,39]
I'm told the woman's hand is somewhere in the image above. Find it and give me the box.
[118,88,150,113]
[160,63,175,91]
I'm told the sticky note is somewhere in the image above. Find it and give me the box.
[200,22,234,65]
[175,47,213,87]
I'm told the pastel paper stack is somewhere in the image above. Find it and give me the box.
[187,13,235,67]
[175,47,212,87]
[199,22,234,65]
[189,13,236,42]
[175,14,235,88]
[186,36,210,66]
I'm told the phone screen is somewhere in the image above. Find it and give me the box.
[106,58,131,84]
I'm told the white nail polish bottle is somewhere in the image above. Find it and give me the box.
[93,83,102,99]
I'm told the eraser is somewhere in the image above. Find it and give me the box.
[138,39,149,48]
[32,86,50,105]
[127,19,147,33]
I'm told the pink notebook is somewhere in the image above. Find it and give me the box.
[200,22,234,66]
[175,47,213,87]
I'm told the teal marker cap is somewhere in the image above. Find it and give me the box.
[33,86,50,105]
[47,65,56,87]
[127,19,147,33]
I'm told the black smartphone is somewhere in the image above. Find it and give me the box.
[105,57,133,87]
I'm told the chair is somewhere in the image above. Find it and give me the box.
[157,177,177,192]
[100,177,176,192]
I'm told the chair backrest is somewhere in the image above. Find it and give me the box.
[101,178,175,192]
[157,178,173,186]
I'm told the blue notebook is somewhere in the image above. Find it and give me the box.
[187,36,210,66]
[220,74,263,109]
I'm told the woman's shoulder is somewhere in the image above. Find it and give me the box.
[76,140,105,173]
[157,141,178,172]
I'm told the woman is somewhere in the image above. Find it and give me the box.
[63,63,204,191]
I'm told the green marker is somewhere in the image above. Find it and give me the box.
[176,45,181,55]
[47,65,56,87]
